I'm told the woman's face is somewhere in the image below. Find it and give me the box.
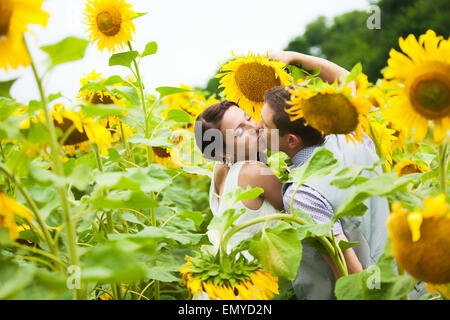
[220,106,260,162]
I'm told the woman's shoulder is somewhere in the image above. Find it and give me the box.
[239,161,274,178]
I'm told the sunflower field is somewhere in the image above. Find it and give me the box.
[0,0,449,301]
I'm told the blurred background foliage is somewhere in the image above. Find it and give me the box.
[203,0,450,97]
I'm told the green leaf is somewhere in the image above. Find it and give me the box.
[309,67,321,77]
[146,266,178,282]
[296,221,333,240]
[222,186,264,206]
[289,147,339,185]
[41,37,89,67]
[47,92,62,102]
[80,103,125,118]
[69,162,92,190]
[335,172,421,218]
[0,259,35,299]
[162,186,193,211]
[337,239,360,251]
[80,240,148,282]
[156,86,191,100]
[344,62,362,84]
[208,208,246,235]
[286,65,307,82]
[248,222,302,280]
[103,75,126,86]
[132,12,148,20]
[267,151,290,183]
[0,78,17,98]
[334,272,363,300]
[165,109,191,123]
[141,41,158,57]
[0,98,20,120]
[91,190,159,209]
[179,165,213,178]
[330,165,372,189]
[128,133,173,148]
[109,51,139,68]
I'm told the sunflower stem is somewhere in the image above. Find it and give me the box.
[439,144,448,196]
[127,40,160,299]
[24,36,82,299]
[220,213,348,277]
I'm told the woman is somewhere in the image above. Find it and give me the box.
[194,100,284,256]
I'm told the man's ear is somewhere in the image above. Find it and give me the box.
[287,134,302,150]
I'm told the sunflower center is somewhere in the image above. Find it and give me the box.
[153,147,170,158]
[302,93,359,134]
[54,118,89,145]
[399,164,423,175]
[96,10,122,36]
[234,63,281,102]
[91,92,115,104]
[0,0,13,37]
[410,74,450,119]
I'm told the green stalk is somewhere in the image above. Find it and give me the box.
[439,144,448,195]
[127,40,160,299]
[127,41,152,166]
[24,36,81,299]
[220,213,348,277]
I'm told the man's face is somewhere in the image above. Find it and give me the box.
[259,102,290,154]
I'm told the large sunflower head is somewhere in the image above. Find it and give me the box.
[216,52,292,122]
[387,195,450,284]
[180,253,279,300]
[84,0,136,53]
[287,81,372,144]
[0,0,49,70]
[382,30,450,143]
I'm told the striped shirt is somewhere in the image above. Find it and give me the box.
[282,144,343,235]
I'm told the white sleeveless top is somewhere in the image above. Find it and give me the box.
[206,161,279,258]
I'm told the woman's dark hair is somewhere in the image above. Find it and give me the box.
[264,85,325,147]
[194,100,239,161]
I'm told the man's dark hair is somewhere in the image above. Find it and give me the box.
[194,100,239,161]
[264,85,325,147]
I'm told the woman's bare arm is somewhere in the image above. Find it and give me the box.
[239,161,285,211]
[269,51,356,95]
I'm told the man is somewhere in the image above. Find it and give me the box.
[258,51,390,299]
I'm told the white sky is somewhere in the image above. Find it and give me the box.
[1,0,370,103]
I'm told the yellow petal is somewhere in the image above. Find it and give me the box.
[407,212,423,242]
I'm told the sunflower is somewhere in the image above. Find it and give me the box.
[382,30,450,143]
[216,52,292,121]
[387,195,450,284]
[20,104,113,156]
[180,255,279,300]
[394,159,430,177]
[84,0,136,53]
[77,70,136,143]
[77,70,127,106]
[360,117,397,171]
[151,146,179,168]
[0,0,49,70]
[0,192,32,240]
[426,283,450,299]
[287,82,372,144]
[162,84,220,132]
